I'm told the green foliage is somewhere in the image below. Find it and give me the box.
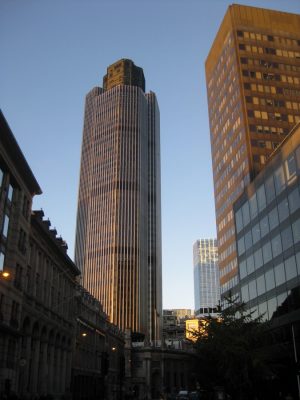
[193,296,280,400]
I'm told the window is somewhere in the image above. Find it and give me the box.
[296,252,300,276]
[2,215,9,238]
[245,230,253,250]
[242,202,250,227]
[252,223,261,244]
[249,280,257,300]
[249,194,258,219]
[269,207,279,231]
[239,260,247,279]
[7,184,13,202]
[0,252,4,271]
[288,188,300,214]
[274,166,286,194]
[265,269,275,291]
[292,218,300,244]
[235,209,243,233]
[281,226,293,251]
[278,198,289,222]
[247,254,255,275]
[285,154,297,181]
[271,234,282,258]
[238,237,245,256]
[274,263,286,286]
[0,168,3,187]
[254,248,263,270]
[267,297,277,319]
[257,185,266,211]
[263,242,272,264]
[285,256,297,281]
[260,216,269,238]
[256,274,266,296]
[265,175,275,203]
[241,284,249,302]
[259,302,268,321]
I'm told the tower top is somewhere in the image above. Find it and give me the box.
[103,59,145,92]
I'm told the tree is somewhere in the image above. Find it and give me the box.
[192,297,281,400]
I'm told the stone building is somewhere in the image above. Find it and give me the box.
[0,110,43,396]
[0,110,125,399]
[19,209,80,398]
[124,330,197,400]
[72,286,124,400]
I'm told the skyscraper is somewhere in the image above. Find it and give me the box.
[193,239,219,316]
[75,59,162,340]
[206,5,300,299]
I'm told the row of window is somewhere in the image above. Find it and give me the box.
[239,43,300,59]
[251,139,279,151]
[235,148,300,233]
[239,214,300,272]
[246,95,284,108]
[247,291,292,322]
[241,252,300,310]
[248,109,291,122]
[237,31,300,48]
[240,57,300,73]
[243,70,300,85]
[220,257,237,279]
[249,125,288,136]
[0,168,15,274]
[250,111,300,125]
[220,274,238,294]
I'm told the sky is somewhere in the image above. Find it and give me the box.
[1,0,299,310]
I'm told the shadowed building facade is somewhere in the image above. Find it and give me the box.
[206,5,300,299]
[75,59,162,341]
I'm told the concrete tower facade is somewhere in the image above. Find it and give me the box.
[206,5,300,299]
[193,239,219,317]
[75,59,162,340]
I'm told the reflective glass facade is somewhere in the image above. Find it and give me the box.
[206,5,300,298]
[234,123,300,321]
[193,239,219,317]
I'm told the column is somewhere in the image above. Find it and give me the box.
[30,338,41,394]
[38,340,48,395]
[47,344,55,396]
[20,335,31,396]
[56,346,61,394]
[65,348,73,395]
[60,348,67,394]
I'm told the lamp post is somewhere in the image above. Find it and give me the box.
[0,270,10,279]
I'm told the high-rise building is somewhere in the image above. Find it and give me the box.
[206,5,300,299]
[193,239,219,316]
[75,59,162,340]
[233,123,300,397]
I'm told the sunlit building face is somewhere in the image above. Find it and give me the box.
[75,59,162,340]
[206,5,300,299]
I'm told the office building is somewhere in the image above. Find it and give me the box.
[206,4,300,298]
[75,59,162,340]
[193,239,219,316]
[234,122,300,396]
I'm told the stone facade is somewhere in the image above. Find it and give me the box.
[72,286,124,400]
[0,110,125,399]
[124,330,197,400]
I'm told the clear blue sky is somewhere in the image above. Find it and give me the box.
[1,0,299,310]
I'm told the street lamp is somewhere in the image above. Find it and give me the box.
[0,271,10,279]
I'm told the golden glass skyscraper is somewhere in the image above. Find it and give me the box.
[75,59,162,340]
[206,5,300,299]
